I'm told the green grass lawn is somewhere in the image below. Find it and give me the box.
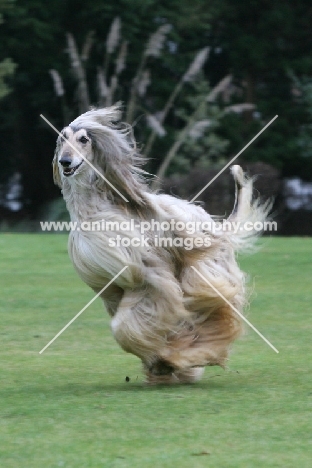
[0,234,311,467]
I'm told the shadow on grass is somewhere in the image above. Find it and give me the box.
[1,372,241,400]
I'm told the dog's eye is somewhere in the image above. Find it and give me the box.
[79,136,89,144]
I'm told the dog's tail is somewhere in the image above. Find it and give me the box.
[226,165,273,251]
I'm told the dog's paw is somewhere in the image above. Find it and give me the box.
[145,366,205,385]
[148,359,175,376]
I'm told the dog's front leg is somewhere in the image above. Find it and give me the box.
[110,289,169,368]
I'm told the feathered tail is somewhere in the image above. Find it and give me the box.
[227,165,272,251]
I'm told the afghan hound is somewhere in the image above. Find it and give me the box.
[52,105,270,384]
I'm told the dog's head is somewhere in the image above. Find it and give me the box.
[53,105,147,205]
[52,126,93,186]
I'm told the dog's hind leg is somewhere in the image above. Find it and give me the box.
[159,304,242,370]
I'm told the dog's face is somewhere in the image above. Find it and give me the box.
[52,105,147,205]
[53,126,92,186]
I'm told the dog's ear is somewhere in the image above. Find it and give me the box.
[91,127,146,206]
[106,161,145,206]
[52,136,63,188]
[52,155,62,188]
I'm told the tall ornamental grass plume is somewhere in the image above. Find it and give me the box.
[50,18,254,186]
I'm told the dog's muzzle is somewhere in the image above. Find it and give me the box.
[62,161,83,177]
[59,154,83,177]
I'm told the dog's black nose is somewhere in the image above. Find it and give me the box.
[59,154,72,167]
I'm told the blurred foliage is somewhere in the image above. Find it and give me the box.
[40,197,69,222]
[0,0,312,218]
[290,73,312,159]
[212,0,312,179]
[0,57,16,99]
[0,1,16,103]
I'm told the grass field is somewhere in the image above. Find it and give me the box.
[0,234,311,467]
